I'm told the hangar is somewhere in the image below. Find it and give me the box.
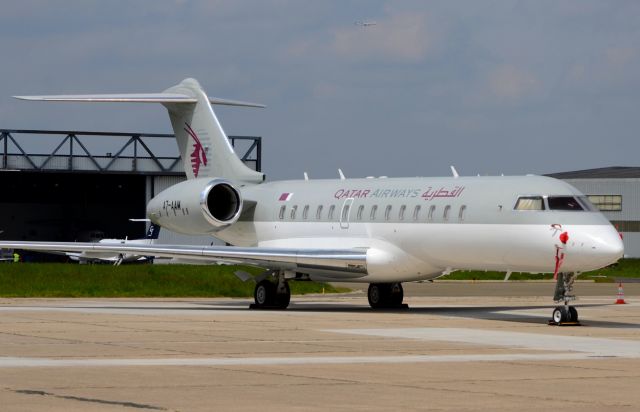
[0,129,261,256]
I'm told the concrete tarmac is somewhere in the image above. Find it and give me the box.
[1,282,639,411]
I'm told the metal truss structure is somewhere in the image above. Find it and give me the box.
[0,129,261,175]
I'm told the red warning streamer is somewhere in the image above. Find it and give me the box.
[553,246,565,281]
[553,231,569,280]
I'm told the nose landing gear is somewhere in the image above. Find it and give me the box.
[550,272,581,325]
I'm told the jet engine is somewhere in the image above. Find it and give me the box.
[146,178,243,235]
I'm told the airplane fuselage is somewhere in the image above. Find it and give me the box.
[149,174,623,283]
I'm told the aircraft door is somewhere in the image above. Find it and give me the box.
[340,198,354,229]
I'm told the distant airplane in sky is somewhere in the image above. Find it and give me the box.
[0,78,623,323]
[355,20,377,27]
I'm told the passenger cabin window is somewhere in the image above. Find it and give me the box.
[328,205,336,220]
[548,196,584,211]
[399,205,406,220]
[385,205,392,221]
[302,205,309,220]
[413,205,421,220]
[428,205,436,221]
[290,205,298,219]
[357,205,365,220]
[443,205,451,221]
[459,205,467,221]
[514,196,545,211]
[370,205,378,220]
[279,205,286,220]
[316,205,323,220]
[341,203,351,222]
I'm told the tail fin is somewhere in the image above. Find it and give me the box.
[161,79,264,183]
[146,223,161,240]
[15,78,265,185]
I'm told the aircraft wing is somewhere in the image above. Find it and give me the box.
[0,241,368,278]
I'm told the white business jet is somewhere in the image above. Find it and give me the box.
[65,223,161,265]
[0,78,623,323]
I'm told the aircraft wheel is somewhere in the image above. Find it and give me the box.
[368,283,389,308]
[389,283,404,306]
[254,280,275,308]
[552,306,569,323]
[568,306,578,322]
[275,281,291,309]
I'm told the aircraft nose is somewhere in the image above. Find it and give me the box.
[605,229,625,261]
[588,225,624,266]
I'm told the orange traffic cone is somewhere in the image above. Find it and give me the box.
[615,283,626,304]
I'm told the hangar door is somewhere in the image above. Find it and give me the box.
[0,171,147,243]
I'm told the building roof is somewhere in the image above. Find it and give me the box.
[546,167,640,179]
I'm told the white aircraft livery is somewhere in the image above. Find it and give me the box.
[0,78,624,322]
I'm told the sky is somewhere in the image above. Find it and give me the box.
[0,0,639,181]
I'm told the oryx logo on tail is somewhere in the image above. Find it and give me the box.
[184,123,208,177]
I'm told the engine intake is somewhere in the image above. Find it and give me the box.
[147,177,244,235]
[201,180,242,226]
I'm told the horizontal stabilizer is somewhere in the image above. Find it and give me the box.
[14,77,267,184]
[14,94,265,108]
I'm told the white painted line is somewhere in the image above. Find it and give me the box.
[324,328,640,358]
[0,353,593,368]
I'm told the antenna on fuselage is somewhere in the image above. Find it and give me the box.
[450,165,459,178]
[338,169,346,180]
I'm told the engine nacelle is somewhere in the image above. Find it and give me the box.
[147,177,243,235]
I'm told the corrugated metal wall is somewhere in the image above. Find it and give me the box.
[563,178,640,257]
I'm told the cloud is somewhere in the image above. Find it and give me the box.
[605,46,637,69]
[331,12,432,62]
[487,65,539,100]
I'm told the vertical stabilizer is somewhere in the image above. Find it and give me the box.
[145,224,161,241]
[162,78,265,184]
[14,78,264,184]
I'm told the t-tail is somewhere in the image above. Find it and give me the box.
[146,223,161,241]
[14,78,265,185]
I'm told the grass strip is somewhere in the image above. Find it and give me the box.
[1,258,637,297]
[443,259,640,283]
[0,263,347,298]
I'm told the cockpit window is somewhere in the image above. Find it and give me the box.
[515,196,545,211]
[548,196,584,211]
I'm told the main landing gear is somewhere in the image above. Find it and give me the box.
[550,272,580,325]
[250,273,291,310]
[367,283,408,309]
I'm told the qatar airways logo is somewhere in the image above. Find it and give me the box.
[184,123,208,177]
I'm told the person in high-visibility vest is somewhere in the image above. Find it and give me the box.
[12,252,19,263]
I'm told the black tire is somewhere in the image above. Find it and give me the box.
[552,306,569,323]
[275,282,291,309]
[389,283,404,306]
[368,283,389,308]
[254,280,275,307]
[568,306,578,322]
